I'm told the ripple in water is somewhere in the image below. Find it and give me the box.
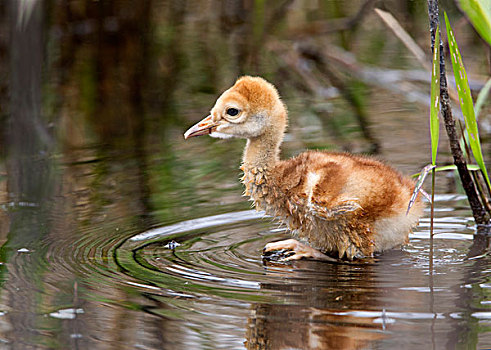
[114,206,491,349]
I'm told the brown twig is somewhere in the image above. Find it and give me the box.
[427,0,489,226]
[375,8,430,71]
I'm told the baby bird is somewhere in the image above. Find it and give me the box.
[184,76,424,260]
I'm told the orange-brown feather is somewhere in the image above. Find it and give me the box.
[186,76,424,259]
[242,151,423,259]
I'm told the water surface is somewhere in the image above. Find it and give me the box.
[0,1,490,349]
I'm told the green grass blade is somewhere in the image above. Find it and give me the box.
[458,0,491,46]
[475,77,491,119]
[412,164,480,177]
[430,26,440,166]
[445,12,491,190]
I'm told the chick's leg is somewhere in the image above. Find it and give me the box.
[263,239,337,262]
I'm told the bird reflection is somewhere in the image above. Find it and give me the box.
[244,258,391,350]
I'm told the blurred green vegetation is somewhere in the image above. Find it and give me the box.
[0,0,489,226]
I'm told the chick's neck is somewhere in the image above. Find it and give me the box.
[242,127,283,172]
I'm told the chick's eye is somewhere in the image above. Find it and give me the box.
[226,108,239,117]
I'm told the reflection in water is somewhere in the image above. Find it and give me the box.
[246,260,386,350]
[3,2,58,348]
[119,211,490,349]
[0,0,490,349]
[246,305,387,350]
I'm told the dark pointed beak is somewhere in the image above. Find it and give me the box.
[184,115,219,139]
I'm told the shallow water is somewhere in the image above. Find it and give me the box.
[118,203,491,349]
[2,182,491,349]
[1,1,491,349]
